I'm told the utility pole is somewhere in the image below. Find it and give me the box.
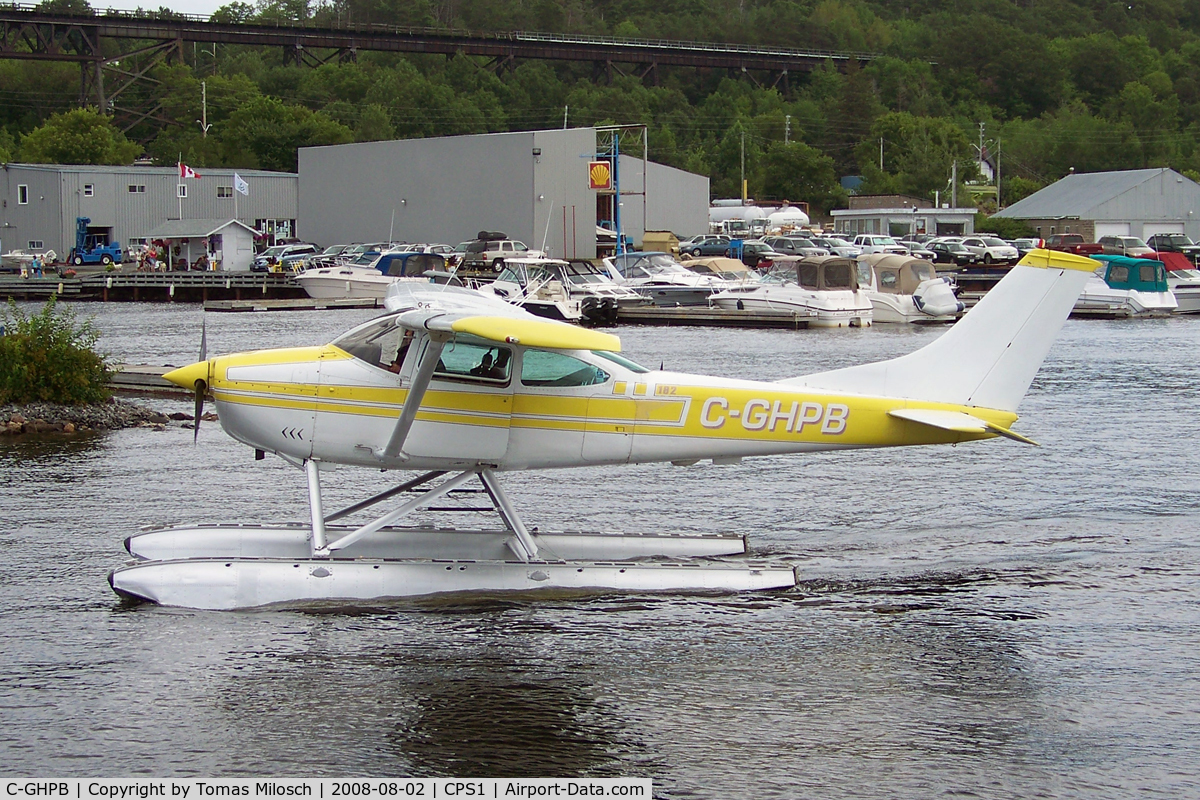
[197,80,211,138]
[740,130,746,204]
[785,115,791,144]
[951,160,957,208]
[996,137,1002,209]
[880,137,884,170]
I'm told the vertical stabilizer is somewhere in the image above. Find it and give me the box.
[779,250,1096,412]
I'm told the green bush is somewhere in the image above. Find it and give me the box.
[0,298,114,405]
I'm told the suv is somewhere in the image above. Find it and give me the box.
[1145,233,1200,261]
[959,236,1020,265]
[763,236,829,257]
[851,234,908,255]
[460,232,538,270]
[1098,235,1154,257]
[252,243,317,272]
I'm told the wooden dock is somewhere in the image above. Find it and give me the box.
[203,297,383,312]
[109,365,188,396]
[616,305,817,328]
[0,271,307,302]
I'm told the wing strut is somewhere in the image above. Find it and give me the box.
[378,334,449,460]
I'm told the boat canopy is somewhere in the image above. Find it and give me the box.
[795,255,860,291]
[1148,251,1193,272]
[377,252,446,278]
[860,254,938,295]
[1092,255,1169,292]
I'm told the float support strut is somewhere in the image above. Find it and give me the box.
[305,459,327,555]
[479,469,539,562]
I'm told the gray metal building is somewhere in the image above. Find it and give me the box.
[993,168,1200,242]
[0,164,298,259]
[298,128,709,259]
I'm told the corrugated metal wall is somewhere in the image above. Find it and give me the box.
[2,165,298,258]
[616,154,709,245]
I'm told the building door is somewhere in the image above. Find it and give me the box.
[1094,223,1130,239]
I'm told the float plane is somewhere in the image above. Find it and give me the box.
[110,249,1097,609]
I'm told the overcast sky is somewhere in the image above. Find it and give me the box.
[101,0,227,16]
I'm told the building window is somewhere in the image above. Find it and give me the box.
[128,184,146,193]
[177,184,187,198]
[27,240,43,249]
[17,185,29,204]
[128,238,146,248]
[83,184,94,197]
[217,186,232,198]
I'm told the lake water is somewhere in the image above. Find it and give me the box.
[1,302,1197,797]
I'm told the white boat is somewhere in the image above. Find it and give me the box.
[294,251,445,299]
[477,257,584,323]
[601,251,728,306]
[1148,252,1200,314]
[1072,256,1176,317]
[856,254,964,323]
[710,255,874,327]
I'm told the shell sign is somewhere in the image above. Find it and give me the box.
[588,160,613,190]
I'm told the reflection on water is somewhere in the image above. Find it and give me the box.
[0,306,1197,796]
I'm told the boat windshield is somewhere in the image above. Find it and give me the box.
[856,261,873,287]
[910,261,935,281]
[1170,268,1200,280]
[565,261,610,285]
[613,253,688,278]
[495,264,527,285]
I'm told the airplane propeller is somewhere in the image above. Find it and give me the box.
[194,319,208,443]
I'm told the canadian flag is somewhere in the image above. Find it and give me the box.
[179,163,201,179]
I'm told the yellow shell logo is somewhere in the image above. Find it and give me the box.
[589,161,611,189]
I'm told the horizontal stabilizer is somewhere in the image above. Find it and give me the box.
[888,408,1039,446]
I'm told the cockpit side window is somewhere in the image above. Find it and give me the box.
[521,350,610,387]
[333,316,409,371]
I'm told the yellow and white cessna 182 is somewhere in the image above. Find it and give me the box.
[111,249,1097,609]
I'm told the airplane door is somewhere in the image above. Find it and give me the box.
[401,337,514,462]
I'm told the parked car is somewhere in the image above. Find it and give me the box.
[928,240,979,266]
[252,243,318,272]
[1010,238,1041,256]
[679,234,733,257]
[900,241,937,260]
[959,236,1020,265]
[1098,235,1155,257]
[809,236,862,258]
[851,235,908,255]
[763,236,829,257]
[900,233,937,244]
[728,240,783,269]
[1145,233,1200,260]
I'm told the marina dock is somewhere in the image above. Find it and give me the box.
[0,272,306,302]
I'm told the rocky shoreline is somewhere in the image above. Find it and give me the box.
[0,398,214,435]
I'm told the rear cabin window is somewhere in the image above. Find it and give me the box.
[521,351,609,387]
[1109,265,1129,282]
[1139,264,1158,283]
[911,262,935,281]
[856,262,873,287]
[823,262,855,289]
[878,269,899,290]
[798,263,820,289]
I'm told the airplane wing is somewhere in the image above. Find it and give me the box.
[385,282,621,352]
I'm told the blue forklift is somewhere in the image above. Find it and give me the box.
[68,217,122,266]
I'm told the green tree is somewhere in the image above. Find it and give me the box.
[19,109,141,165]
[219,96,353,171]
[758,141,843,213]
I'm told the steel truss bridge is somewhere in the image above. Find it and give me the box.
[0,4,876,134]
